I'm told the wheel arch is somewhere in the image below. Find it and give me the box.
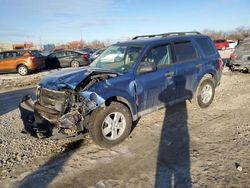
[16,62,28,70]
[192,72,215,99]
[104,96,137,121]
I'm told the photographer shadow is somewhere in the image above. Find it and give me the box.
[155,75,192,187]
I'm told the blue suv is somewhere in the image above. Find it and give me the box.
[21,32,222,147]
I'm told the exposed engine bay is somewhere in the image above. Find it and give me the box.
[20,71,118,140]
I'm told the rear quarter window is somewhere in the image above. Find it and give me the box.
[196,38,216,56]
[173,41,197,62]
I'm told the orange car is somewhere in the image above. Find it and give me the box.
[0,50,45,75]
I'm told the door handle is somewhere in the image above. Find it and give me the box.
[195,64,202,68]
[165,71,174,77]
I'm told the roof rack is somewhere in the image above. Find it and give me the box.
[132,31,201,40]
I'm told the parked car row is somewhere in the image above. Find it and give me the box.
[0,49,93,75]
[0,50,45,76]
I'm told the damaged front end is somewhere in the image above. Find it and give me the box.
[20,71,117,140]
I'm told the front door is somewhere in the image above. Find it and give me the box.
[135,44,176,113]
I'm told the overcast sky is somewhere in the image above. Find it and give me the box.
[0,0,249,43]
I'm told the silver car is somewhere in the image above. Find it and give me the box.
[230,42,250,72]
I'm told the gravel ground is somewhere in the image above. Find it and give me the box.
[0,49,249,187]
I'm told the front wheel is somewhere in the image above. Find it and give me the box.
[89,102,132,148]
[192,75,215,108]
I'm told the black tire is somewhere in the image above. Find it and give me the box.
[192,75,215,108]
[71,60,80,67]
[17,65,28,76]
[89,102,132,148]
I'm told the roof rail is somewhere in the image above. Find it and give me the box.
[132,31,201,40]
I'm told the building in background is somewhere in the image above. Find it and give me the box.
[13,42,34,50]
[0,43,13,52]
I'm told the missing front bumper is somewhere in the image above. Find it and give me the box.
[19,95,85,140]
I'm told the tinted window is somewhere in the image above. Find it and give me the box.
[196,38,215,56]
[55,51,66,58]
[0,53,3,59]
[17,51,25,57]
[66,51,79,56]
[173,41,197,62]
[143,44,172,67]
[3,52,16,59]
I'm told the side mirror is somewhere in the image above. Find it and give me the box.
[138,61,157,74]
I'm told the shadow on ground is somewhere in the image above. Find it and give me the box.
[18,140,83,188]
[0,87,35,116]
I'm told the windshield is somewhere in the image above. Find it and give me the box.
[90,44,142,72]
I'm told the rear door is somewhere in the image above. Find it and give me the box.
[55,51,68,67]
[171,40,201,102]
[67,51,81,63]
[135,43,176,112]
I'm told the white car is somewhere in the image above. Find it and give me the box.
[228,40,238,49]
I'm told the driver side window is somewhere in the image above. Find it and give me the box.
[143,44,173,68]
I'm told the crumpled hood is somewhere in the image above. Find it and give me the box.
[39,67,119,90]
[39,67,93,90]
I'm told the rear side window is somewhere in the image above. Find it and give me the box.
[67,51,79,56]
[17,51,25,57]
[55,51,66,58]
[196,38,216,56]
[173,41,197,62]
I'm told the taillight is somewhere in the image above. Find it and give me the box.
[81,54,89,59]
[230,53,237,59]
[217,58,223,69]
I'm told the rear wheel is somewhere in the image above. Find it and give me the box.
[89,102,132,148]
[17,65,28,76]
[192,75,215,108]
[71,60,80,67]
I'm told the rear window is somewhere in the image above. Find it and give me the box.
[173,41,197,62]
[214,40,226,43]
[236,43,250,51]
[196,38,216,56]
